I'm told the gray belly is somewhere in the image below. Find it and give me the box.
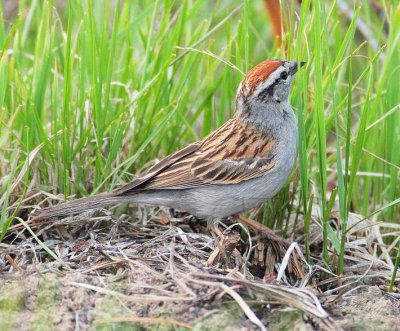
[184,163,294,218]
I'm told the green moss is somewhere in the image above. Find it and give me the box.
[271,309,309,331]
[30,273,61,331]
[0,280,26,331]
[194,303,248,331]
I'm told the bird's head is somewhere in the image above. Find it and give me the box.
[235,59,305,129]
[239,59,305,104]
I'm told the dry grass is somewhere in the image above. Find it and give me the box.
[1,191,399,330]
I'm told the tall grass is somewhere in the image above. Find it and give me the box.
[0,0,399,274]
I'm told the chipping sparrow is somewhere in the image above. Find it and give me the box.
[33,60,304,222]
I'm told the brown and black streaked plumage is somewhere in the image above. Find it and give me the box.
[32,59,303,221]
[113,118,276,192]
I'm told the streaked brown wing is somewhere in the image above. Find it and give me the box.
[115,118,276,194]
[191,118,276,184]
[114,142,200,194]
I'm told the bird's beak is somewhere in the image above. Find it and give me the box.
[289,61,306,75]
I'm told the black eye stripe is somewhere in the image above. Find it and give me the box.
[259,70,289,100]
[280,71,288,79]
[261,76,281,93]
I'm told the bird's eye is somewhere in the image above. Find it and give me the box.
[280,71,288,80]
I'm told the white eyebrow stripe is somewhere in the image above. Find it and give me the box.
[253,66,286,95]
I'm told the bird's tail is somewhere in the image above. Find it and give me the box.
[31,193,130,220]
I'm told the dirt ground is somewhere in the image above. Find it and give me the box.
[1,202,399,330]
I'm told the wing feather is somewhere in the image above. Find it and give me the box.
[114,142,200,194]
[115,118,276,195]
